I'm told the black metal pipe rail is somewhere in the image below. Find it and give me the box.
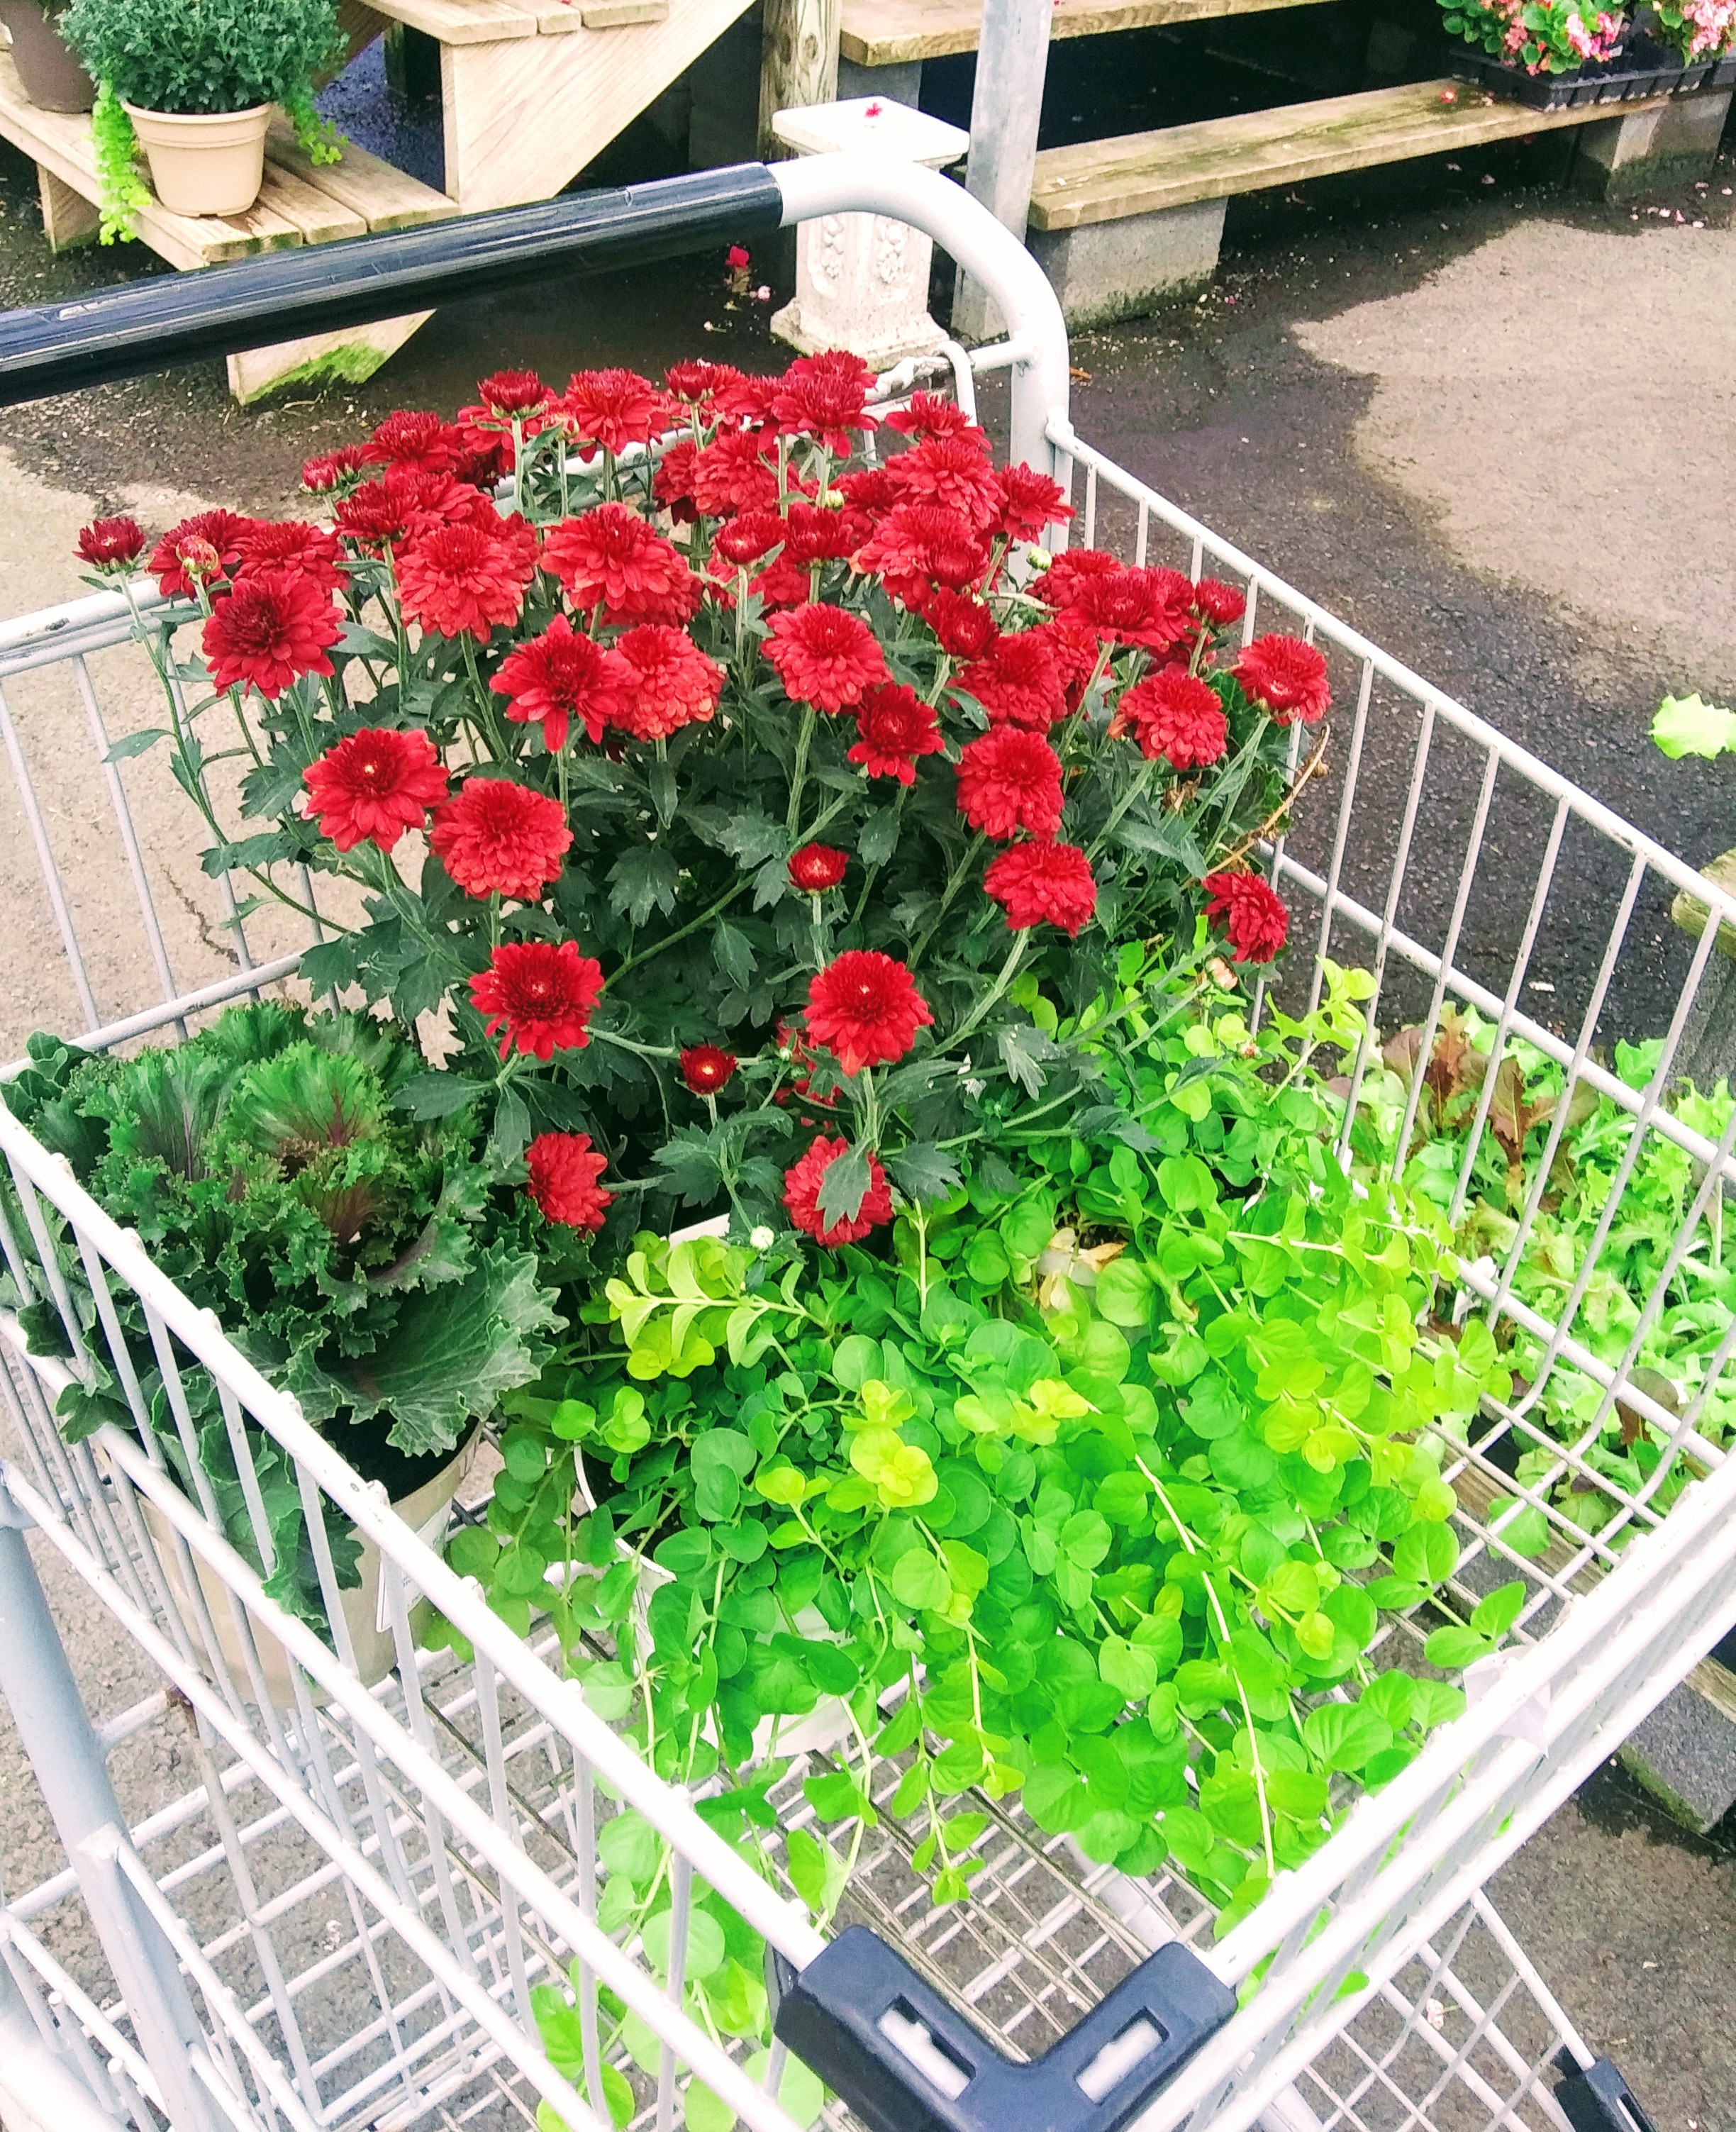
[0,164,785,407]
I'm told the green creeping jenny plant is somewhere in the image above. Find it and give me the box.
[62,0,346,238]
[450,964,1520,2001]
[1,1004,575,1624]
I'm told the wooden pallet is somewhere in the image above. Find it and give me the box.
[840,0,1334,70]
[1027,74,1674,226]
[0,54,457,397]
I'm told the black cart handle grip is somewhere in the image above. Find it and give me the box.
[771,1925,1235,2132]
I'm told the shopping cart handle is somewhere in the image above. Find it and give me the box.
[769,1925,1235,2132]
[1556,2055,1657,2132]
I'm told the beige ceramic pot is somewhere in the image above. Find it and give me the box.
[121,100,271,216]
[138,1431,480,1710]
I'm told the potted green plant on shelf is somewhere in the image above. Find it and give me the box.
[60,0,345,233]
[0,0,94,114]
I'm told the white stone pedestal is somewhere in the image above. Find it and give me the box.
[769,98,969,366]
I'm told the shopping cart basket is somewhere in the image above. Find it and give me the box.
[0,155,1725,2132]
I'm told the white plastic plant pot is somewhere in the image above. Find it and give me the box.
[135,1429,479,1710]
[121,101,271,218]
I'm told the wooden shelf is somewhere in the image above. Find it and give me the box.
[840,0,1337,69]
[1028,76,1667,227]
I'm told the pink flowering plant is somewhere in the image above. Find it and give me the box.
[1441,0,1628,68]
[1646,0,1736,60]
[88,355,1327,1257]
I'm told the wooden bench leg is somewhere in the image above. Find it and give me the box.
[37,166,101,252]
[225,311,434,404]
[1574,85,1732,201]
[1027,198,1225,331]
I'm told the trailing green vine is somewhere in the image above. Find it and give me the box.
[91,82,149,243]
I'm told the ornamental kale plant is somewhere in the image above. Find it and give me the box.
[83,357,1325,1267]
[1,1003,570,1621]
[445,962,1518,1969]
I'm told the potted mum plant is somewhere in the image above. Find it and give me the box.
[60,0,345,230]
[2,1001,574,1702]
[0,0,94,113]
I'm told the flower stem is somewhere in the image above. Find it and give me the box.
[785,705,816,838]
[950,931,1030,1049]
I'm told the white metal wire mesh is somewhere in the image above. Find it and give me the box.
[0,382,1725,2132]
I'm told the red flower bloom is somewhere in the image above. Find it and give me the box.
[785,501,872,567]
[526,1132,612,1231]
[920,587,997,660]
[889,435,1001,528]
[494,614,628,752]
[303,728,447,852]
[1112,667,1228,769]
[838,464,898,516]
[76,516,146,570]
[1061,565,1194,653]
[984,840,1098,935]
[1028,616,1103,696]
[955,729,1064,840]
[611,625,724,742]
[475,370,549,419]
[847,682,945,785]
[150,509,251,596]
[559,368,669,457]
[469,940,605,1061]
[451,428,514,489]
[690,431,780,518]
[711,370,780,429]
[1193,577,1246,629]
[666,360,738,405]
[1235,634,1331,725]
[856,503,988,607]
[1033,547,1120,609]
[680,1044,738,1096]
[233,518,346,593]
[713,511,786,567]
[202,572,342,700]
[396,514,538,640]
[1203,870,1289,964]
[652,437,700,524]
[993,465,1074,542]
[725,244,751,270]
[334,469,487,553]
[750,553,815,611]
[765,602,887,714]
[430,778,572,901]
[772,350,879,453]
[884,393,986,445]
[955,630,1066,731]
[806,950,933,1075]
[366,409,467,477]
[783,1133,894,1248]
[301,444,372,493]
[540,504,702,627]
[789,842,848,892]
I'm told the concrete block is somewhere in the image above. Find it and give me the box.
[1616,1667,1736,1834]
[1574,87,1733,200]
[836,55,923,105]
[1026,196,1226,329]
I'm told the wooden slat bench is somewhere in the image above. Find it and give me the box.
[1022,75,1732,326]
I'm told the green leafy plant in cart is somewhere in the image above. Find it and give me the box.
[1,1003,579,1623]
[1355,1001,1735,1541]
[443,957,1520,2086]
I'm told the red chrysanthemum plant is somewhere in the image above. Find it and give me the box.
[94,350,1328,1263]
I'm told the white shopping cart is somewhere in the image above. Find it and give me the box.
[0,155,1720,2132]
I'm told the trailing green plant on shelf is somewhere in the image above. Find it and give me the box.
[0,1002,579,1621]
[440,956,1520,2046]
[81,354,1327,1272]
[62,0,345,236]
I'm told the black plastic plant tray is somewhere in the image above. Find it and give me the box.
[1449,35,1727,106]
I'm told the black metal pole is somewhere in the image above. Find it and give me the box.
[0,163,786,407]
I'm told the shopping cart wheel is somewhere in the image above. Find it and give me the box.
[769,1925,1236,2132]
[1556,2054,1658,2132]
